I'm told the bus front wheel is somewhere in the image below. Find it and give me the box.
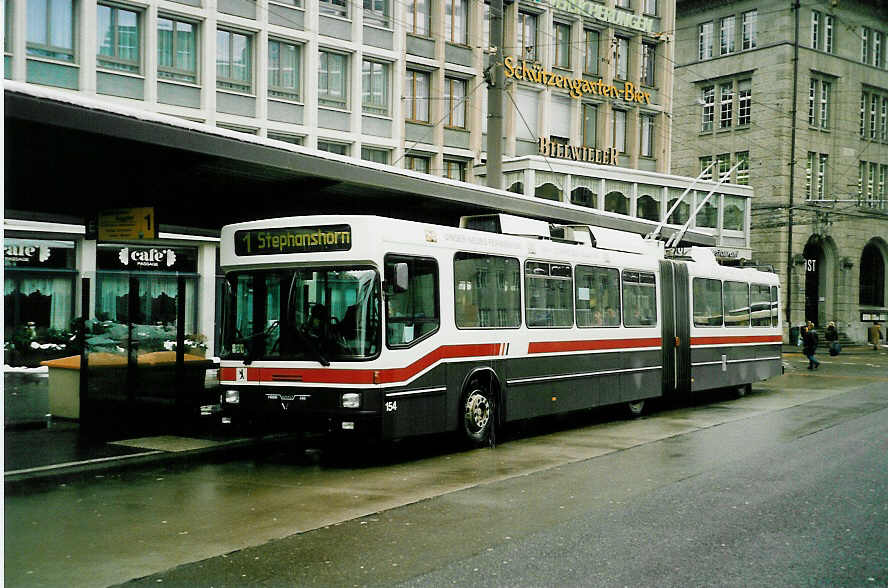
[626,399,645,418]
[462,380,494,446]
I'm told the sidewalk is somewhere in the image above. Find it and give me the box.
[4,367,287,487]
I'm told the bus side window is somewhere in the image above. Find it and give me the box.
[693,277,723,327]
[384,255,440,347]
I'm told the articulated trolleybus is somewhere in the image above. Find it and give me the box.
[217,214,782,446]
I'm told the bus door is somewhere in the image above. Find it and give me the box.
[659,260,691,399]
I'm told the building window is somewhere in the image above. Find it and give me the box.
[158,16,197,83]
[720,15,735,55]
[319,0,347,18]
[699,21,713,60]
[216,29,252,93]
[643,0,656,16]
[871,94,879,139]
[741,10,756,50]
[719,82,733,129]
[444,0,467,45]
[701,85,714,132]
[97,4,140,72]
[405,154,430,173]
[408,0,429,36]
[584,29,599,75]
[317,140,349,155]
[700,155,713,180]
[824,14,834,53]
[737,79,751,126]
[553,22,570,69]
[268,39,301,101]
[735,151,749,185]
[26,0,75,61]
[808,78,832,129]
[445,77,466,128]
[640,113,654,158]
[363,0,389,27]
[443,159,466,181]
[811,10,820,50]
[518,11,537,62]
[807,153,828,200]
[361,146,389,164]
[874,31,883,68]
[716,153,730,181]
[5,0,12,55]
[405,69,430,122]
[861,27,869,64]
[641,42,655,86]
[318,50,348,109]
[268,132,303,145]
[582,103,597,148]
[882,97,888,142]
[612,109,626,153]
[615,0,629,7]
[615,36,628,80]
[362,59,389,115]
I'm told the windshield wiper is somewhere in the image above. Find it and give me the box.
[291,325,330,367]
[236,321,279,365]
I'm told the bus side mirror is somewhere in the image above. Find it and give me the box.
[385,262,409,294]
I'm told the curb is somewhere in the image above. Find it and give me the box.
[4,432,301,493]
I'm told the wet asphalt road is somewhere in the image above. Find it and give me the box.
[5,350,888,587]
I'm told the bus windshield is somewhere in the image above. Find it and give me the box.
[221,267,381,363]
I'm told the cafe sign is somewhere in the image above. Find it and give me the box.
[504,57,651,105]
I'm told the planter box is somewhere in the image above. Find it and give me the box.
[42,352,213,423]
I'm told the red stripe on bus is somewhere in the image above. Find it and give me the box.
[528,338,662,354]
[221,343,504,386]
[690,334,783,346]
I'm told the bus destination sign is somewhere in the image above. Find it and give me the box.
[235,225,352,256]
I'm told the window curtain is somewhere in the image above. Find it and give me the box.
[5,275,74,330]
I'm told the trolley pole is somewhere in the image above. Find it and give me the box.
[786,0,801,328]
[486,0,505,191]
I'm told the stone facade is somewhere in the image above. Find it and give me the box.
[673,0,888,343]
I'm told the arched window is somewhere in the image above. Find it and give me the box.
[667,198,690,225]
[859,243,886,306]
[571,187,596,208]
[637,195,659,221]
[508,182,524,195]
[696,197,718,228]
[535,171,563,201]
[605,191,629,215]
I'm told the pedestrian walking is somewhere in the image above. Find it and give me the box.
[826,321,840,356]
[869,322,883,351]
[803,321,820,370]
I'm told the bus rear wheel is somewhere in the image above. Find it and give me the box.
[462,381,493,446]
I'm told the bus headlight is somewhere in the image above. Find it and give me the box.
[222,389,240,405]
[341,393,361,408]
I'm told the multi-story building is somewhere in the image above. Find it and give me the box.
[4,0,673,183]
[673,0,888,343]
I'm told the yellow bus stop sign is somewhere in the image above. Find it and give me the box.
[97,207,157,241]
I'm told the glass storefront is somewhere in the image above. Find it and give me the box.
[4,238,77,365]
[94,244,202,356]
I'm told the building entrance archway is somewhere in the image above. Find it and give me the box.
[803,236,836,327]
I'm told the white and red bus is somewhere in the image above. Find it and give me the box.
[216,214,781,445]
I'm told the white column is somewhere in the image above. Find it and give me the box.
[79,0,97,95]
[197,242,218,353]
[202,0,218,123]
[77,239,97,319]
[144,3,158,105]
